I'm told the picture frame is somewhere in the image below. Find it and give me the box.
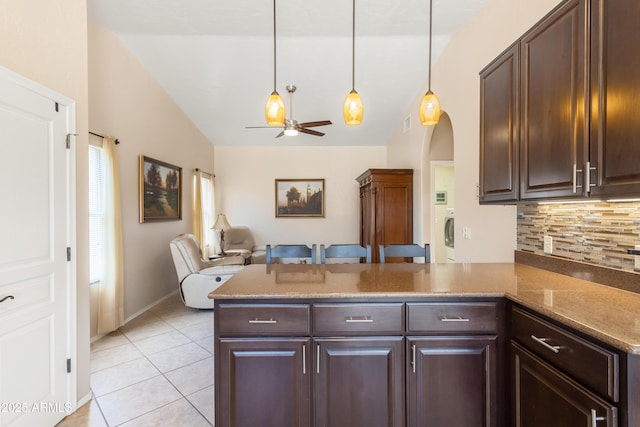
[435,190,448,205]
[139,155,182,223]
[275,179,325,218]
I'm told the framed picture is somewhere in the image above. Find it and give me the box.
[139,155,182,223]
[435,190,448,205]
[275,179,325,217]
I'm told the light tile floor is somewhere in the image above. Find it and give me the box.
[57,294,215,426]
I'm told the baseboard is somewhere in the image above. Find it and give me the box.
[124,289,180,324]
[76,391,92,409]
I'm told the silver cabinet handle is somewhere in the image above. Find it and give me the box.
[345,316,373,323]
[440,316,470,322]
[591,409,606,427]
[248,318,277,324]
[0,295,14,304]
[316,345,320,374]
[531,335,561,354]
[302,344,306,374]
[411,344,416,374]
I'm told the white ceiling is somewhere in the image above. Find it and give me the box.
[88,0,487,147]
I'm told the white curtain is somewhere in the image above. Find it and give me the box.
[97,136,125,334]
[193,170,216,257]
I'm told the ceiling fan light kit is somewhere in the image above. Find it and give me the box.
[420,0,441,126]
[343,0,363,126]
[265,0,286,126]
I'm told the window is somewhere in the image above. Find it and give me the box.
[88,143,105,284]
[200,172,215,254]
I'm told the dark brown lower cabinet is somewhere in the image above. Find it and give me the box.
[217,338,311,427]
[512,342,617,427]
[314,337,404,427]
[407,336,498,427]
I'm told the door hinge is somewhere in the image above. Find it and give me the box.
[66,133,77,149]
[55,102,59,112]
[67,247,71,262]
[66,358,71,373]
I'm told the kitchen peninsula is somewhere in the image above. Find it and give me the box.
[211,263,640,427]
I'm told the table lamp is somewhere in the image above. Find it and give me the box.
[213,213,232,255]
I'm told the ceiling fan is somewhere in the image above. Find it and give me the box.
[246,85,332,138]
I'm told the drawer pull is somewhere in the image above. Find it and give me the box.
[591,409,606,427]
[0,295,15,303]
[248,318,277,324]
[345,316,373,323]
[440,316,470,322]
[531,335,561,354]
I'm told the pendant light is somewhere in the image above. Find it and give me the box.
[265,0,285,126]
[419,0,441,126]
[343,0,363,125]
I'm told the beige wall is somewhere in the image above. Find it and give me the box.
[88,21,215,324]
[387,0,562,262]
[0,0,91,404]
[214,146,386,249]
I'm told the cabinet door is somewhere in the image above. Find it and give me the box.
[407,336,498,427]
[512,342,617,427]
[375,182,413,263]
[589,0,640,197]
[520,0,588,200]
[217,338,311,427]
[314,337,404,427]
[479,43,519,203]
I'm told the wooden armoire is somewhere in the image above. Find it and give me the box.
[356,169,413,263]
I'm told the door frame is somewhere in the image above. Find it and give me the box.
[1,65,78,411]
[430,161,454,264]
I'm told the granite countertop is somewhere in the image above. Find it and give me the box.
[210,263,640,354]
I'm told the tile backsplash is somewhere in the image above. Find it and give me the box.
[517,202,640,272]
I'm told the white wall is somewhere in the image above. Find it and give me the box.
[214,146,386,248]
[0,0,91,403]
[387,0,562,262]
[88,21,215,324]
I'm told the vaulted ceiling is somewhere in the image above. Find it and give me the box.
[88,0,487,146]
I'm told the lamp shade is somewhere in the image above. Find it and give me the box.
[419,90,441,126]
[265,91,285,126]
[213,214,231,231]
[343,89,364,126]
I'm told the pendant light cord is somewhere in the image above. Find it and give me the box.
[273,0,277,92]
[428,0,433,91]
[351,0,356,91]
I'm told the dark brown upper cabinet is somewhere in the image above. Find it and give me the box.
[519,0,588,201]
[589,0,640,197]
[479,43,520,203]
[480,0,640,203]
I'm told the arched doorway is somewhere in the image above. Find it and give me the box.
[423,112,454,263]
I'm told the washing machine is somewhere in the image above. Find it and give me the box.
[444,208,455,262]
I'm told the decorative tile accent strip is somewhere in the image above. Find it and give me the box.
[517,202,640,273]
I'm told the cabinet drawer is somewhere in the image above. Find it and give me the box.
[313,303,404,335]
[217,304,310,336]
[407,302,498,334]
[511,306,618,401]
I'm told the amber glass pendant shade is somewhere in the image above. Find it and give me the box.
[265,91,285,126]
[419,90,441,126]
[343,89,364,126]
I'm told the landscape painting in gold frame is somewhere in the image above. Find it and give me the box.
[139,155,182,223]
[275,179,325,218]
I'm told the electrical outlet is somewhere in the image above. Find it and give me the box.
[543,236,553,254]
[462,227,471,240]
[635,245,640,270]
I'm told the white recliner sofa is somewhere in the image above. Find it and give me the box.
[169,234,244,309]
[223,226,266,264]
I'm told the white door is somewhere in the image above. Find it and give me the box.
[0,69,75,426]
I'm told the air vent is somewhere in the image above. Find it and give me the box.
[403,115,411,133]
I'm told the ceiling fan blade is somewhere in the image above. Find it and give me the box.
[299,128,325,137]
[298,120,332,128]
[275,131,285,138]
